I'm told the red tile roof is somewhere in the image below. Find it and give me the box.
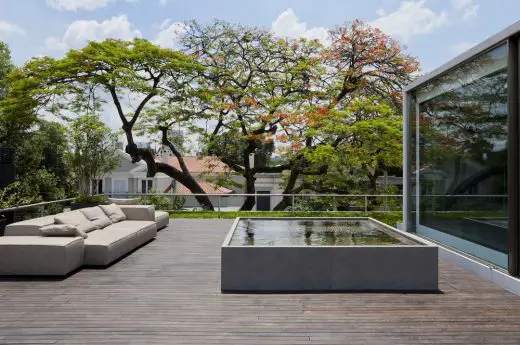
[157,156,231,174]
[175,181,233,195]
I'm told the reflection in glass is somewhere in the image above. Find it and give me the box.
[414,44,508,268]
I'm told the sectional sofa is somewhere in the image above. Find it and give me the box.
[0,204,169,276]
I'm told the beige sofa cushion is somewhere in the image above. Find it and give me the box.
[80,206,112,229]
[119,205,155,221]
[155,211,169,230]
[55,210,97,233]
[0,236,85,276]
[108,198,140,205]
[40,224,88,238]
[83,221,157,266]
[99,204,127,223]
[4,215,61,236]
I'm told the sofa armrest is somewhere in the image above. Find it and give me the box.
[119,205,155,221]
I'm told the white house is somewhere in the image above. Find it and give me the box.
[95,150,286,210]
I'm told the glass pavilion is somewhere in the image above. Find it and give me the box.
[403,21,520,276]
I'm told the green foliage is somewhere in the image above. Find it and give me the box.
[0,121,69,208]
[0,182,41,209]
[139,189,184,211]
[182,20,321,187]
[2,39,204,120]
[302,97,403,194]
[0,24,416,212]
[68,114,119,196]
[15,120,72,193]
[0,41,13,95]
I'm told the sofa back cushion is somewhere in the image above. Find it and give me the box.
[40,224,88,238]
[99,203,127,223]
[55,210,97,233]
[4,215,60,236]
[108,198,140,205]
[80,206,112,229]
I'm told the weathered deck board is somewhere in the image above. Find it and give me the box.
[0,219,519,344]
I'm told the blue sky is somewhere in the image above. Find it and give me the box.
[1,0,519,74]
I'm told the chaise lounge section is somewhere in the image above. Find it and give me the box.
[0,236,84,276]
[0,204,169,276]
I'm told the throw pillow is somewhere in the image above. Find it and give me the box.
[80,206,112,229]
[54,210,97,233]
[40,224,88,238]
[99,203,127,223]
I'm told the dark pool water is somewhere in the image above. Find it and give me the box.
[229,219,416,246]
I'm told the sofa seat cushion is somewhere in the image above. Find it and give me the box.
[155,211,169,230]
[55,210,97,233]
[83,221,157,266]
[4,214,64,236]
[99,204,127,223]
[103,220,156,231]
[80,206,112,229]
[0,236,84,276]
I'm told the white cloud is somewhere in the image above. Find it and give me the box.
[154,19,187,49]
[46,0,115,11]
[451,41,477,56]
[0,21,25,37]
[462,4,479,20]
[158,0,169,5]
[44,15,142,53]
[46,0,138,11]
[451,0,472,10]
[371,0,449,43]
[271,8,329,43]
[451,0,479,21]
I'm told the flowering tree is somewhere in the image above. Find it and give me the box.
[273,20,419,210]
[180,20,322,210]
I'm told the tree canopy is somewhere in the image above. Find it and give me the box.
[0,19,420,211]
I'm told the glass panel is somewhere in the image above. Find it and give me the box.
[147,180,153,191]
[141,180,146,194]
[410,96,417,232]
[415,43,508,268]
[98,180,103,194]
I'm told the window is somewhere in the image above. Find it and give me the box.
[413,43,508,268]
[141,179,154,193]
[91,179,103,194]
[112,179,128,193]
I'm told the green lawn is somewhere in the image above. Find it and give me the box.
[169,211,402,227]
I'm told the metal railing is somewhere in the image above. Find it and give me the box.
[0,193,508,224]
[104,192,404,215]
[0,198,76,226]
[0,198,75,213]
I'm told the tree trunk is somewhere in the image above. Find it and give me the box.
[157,163,214,211]
[240,169,256,211]
[273,162,301,211]
[125,144,215,211]
[239,140,257,211]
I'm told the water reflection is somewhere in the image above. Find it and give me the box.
[231,219,409,246]
[413,43,508,268]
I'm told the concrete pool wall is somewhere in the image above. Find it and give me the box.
[221,217,438,292]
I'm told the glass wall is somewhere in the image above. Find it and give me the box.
[412,44,508,268]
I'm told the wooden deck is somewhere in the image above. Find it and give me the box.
[1,219,520,344]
